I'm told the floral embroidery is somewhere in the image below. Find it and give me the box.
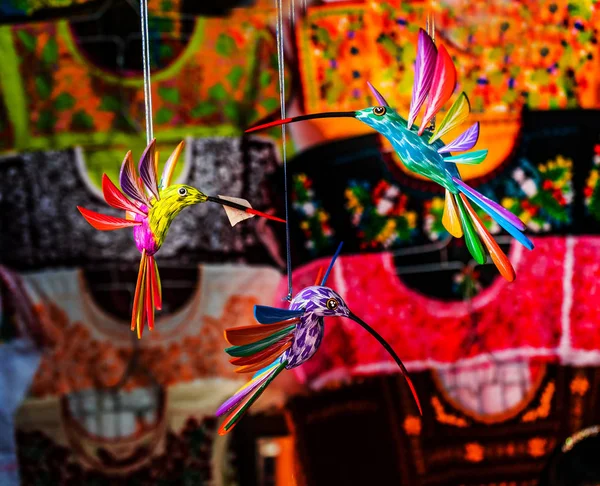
[585,144,600,220]
[527,437,548,458]
[423,197,446,241]
[464,442,484,462]
[299,1,600,115]
[502,155,573,232]
[403,416,422,436]
[345,179,417,249]
[29,295,256,397]
[521,382,555,422]
[292,174,334,254]
[6,10,287,151]
[431,396,468,427]
[300,6,371,111]
[17,417,220,483]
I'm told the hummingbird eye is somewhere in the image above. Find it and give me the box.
[373,106,386,116]
[326,298,338,310]
[178,187,187,197]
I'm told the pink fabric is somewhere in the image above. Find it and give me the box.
[571,237,600,352]
[276,237,567,386]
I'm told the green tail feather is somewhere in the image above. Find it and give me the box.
[225,325,296,357]
[220,360,287,434]
[454,195,486,264]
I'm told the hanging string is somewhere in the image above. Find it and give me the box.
[140,0,153,144]
[275,0,293,301]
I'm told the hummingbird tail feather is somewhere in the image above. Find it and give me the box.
[131,250,147,337]
[217,360,287,435]
[459,195,516,282]
[454,193,491,265]
[452,177,533,251]
[442,190,463,238]
[451,177,534,280]
[148,255,162,311]
[131,250,161,338]
[232,342,292,373]
[144,255,155,332]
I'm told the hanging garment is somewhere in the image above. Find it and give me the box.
[294,1,600,141]
[14,262,281,482]
[0,8,288,154]
[0,266,54,486]
[274,236,565,386]
[286,363,600,486]
[270,109,599,299]
[0,136,281,270]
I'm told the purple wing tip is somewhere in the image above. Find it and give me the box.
[367,81,389,107]
[438,122,480,154]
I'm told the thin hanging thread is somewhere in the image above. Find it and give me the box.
[275,0,293,300]
[140,0,153,144]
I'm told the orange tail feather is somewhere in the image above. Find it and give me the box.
[460,194,516,282]
[131,250,146,332]
[148,255,162,310]
[145,257,155,331]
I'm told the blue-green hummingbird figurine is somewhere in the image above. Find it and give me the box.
[246,27,534,282]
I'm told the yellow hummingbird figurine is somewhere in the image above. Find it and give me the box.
[78,139,285,338]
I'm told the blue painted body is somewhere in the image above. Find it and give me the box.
[355,107,460,193]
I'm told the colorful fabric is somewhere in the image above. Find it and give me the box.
[12,261,279,480]
[287,364,600,486]
[0,8,288,154]
[17,416,224,485]
[23,264,281,396]
[276,237,567,386]
[0,136,280,270]
[0,267,51,486]
[0,0,251,23]
[271,110,599,298]
[297,1,600,118]
[0,0,91,17]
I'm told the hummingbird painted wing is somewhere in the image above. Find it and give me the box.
[78,140,286,339]
[217,244,422,435]
[246,28,533,282]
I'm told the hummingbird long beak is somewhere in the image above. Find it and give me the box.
[246,111,356,133]
[206,195,286,223]
[347,312,422,416]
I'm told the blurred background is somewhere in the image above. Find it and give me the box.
[0,0,600,485]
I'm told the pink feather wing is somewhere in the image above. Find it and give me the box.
[77,206,142,231]
[418,44,457,135]
[407,28,437,129]
[102,174,147,217]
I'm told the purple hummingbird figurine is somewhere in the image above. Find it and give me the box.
[216,243,422,435]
